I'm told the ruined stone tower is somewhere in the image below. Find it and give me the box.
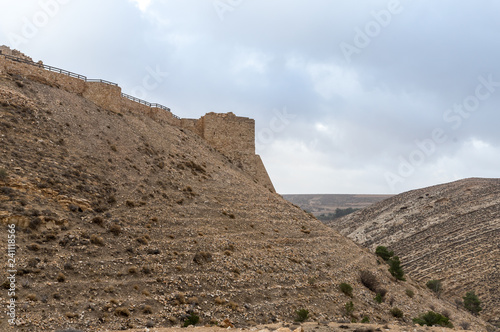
[181,112,275,192]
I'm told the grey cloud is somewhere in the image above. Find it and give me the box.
[1,0,499,194]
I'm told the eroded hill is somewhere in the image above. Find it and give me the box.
[0,51,492,331]
[327,178,500,326]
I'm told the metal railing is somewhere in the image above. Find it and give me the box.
[2,53,88,80]
[122,93,179,119]
[86,78,118,86]
[0,51,178,119]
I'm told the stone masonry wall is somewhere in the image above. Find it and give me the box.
[83,82,122,114]
[0,48,275,192]
[181,112,275,192]
[0,56,86,95]
[199,112,255,158]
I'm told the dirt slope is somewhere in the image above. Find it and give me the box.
[0,54,492,331]
[327,178,500,326]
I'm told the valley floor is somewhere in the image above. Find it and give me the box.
[108,321,473,332]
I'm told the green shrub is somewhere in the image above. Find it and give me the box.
[360,316,370,323]
[183,313,200,327]
[463,291,482,315]
[426,279,442,295]
[388,256,405,281]
[295,309,309,322]
[374,293,383,304]
[377,288,387,298]
[412,311,453,328]
[375,246,394,261]
[405,289,415,298]
[344,301,354,316]
[339,282,353,297]
[375,247,405,280]
[390,307,404,318]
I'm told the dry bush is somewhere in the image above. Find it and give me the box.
[187,296,199,304]
[193,251,213,265]
[27,293,38,301]
[90,234,105,246]
[115,307,130,317]
[109,223,122,235]
[173,293,186,306]
[56,272,66,282]
[141,266,152,274]
[459,321,470,330]
[0,168,8,181]
[27,243,40,251]
[136,236,148,245]
[360,270,379,292]
[91,216,104,226]
[390,307,404,318]
[65,312,78,319]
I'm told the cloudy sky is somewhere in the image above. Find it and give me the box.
[1,0,500,194]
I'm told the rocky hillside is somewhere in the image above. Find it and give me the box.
[0,52,492,331]
[327,178,500,326]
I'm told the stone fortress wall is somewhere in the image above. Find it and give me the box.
[181,112,275,192]
[0,46,275,192]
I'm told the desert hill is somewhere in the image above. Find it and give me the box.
[0,49,491,331]
[283,194,393,217]
[327,178,500,326]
